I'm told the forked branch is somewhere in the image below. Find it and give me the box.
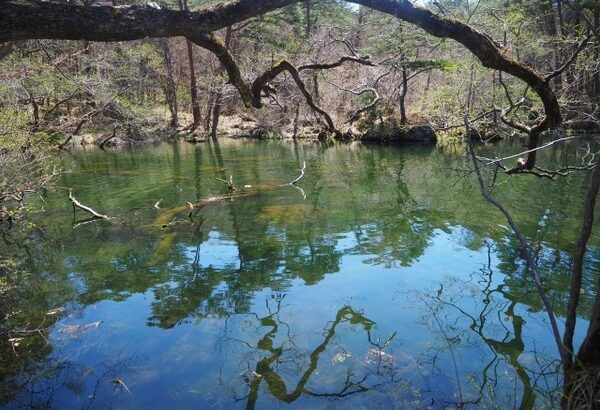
[68,189,109,220]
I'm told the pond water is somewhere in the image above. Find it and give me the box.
[1,138,599,409]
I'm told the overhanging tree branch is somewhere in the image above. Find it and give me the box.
[0,0,297,42]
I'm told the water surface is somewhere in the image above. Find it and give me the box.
[2,138,598,409]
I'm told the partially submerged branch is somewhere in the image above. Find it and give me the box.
[215,175,235,191]
[281,161,306,186]
[68,189,109,220]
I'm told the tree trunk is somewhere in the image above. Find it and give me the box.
[158,39,178,128]
[399,66,408,124]
[179,0,201,129]
[185,38,201,129]
[354,6,367,49]
[592,8,600,99]
[304,0,312,38]
[210,25,233,140]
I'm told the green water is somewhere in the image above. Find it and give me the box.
[1,138,599,409]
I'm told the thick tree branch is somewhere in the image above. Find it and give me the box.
[249,60,337,133]
[0,0,297,42]
[188,32,254,108]
[351,0,561,132]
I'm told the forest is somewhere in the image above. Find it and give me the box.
[1,0,600,408]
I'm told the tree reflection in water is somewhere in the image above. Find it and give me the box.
[214,296,417,408]
[418,241,562,409]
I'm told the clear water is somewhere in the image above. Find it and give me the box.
[1,138,598,409]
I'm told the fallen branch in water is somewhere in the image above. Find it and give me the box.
[215,175,235,191]
[282,161,306,186]
[157,162,309,223]
[68,189,109,220]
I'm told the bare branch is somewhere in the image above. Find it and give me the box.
[545,33,592,82]
[298,56,374,71]
[464,115,566,364]
[349,88,381,124]
[68,189,109,220]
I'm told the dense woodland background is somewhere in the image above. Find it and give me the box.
[1,0,598,146]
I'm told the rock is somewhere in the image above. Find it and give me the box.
[360,124,437,144]
[398,124,437,143]
[185,133,208,143]
[248,126,281,139]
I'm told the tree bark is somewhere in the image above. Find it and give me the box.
[0,0,298,42]
[157,39,178,127]
[592,8,600,99]
[178,0,201,129]
[185,37,201,128]
[399,66,408,124]
[562,161,600,402]
[210,25,233,140]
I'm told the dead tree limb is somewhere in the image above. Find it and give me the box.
[545,32,592,82]
[68,189,109,220]
[215,175,235,191]
[281,161,306,186]
[349,88,381,124]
